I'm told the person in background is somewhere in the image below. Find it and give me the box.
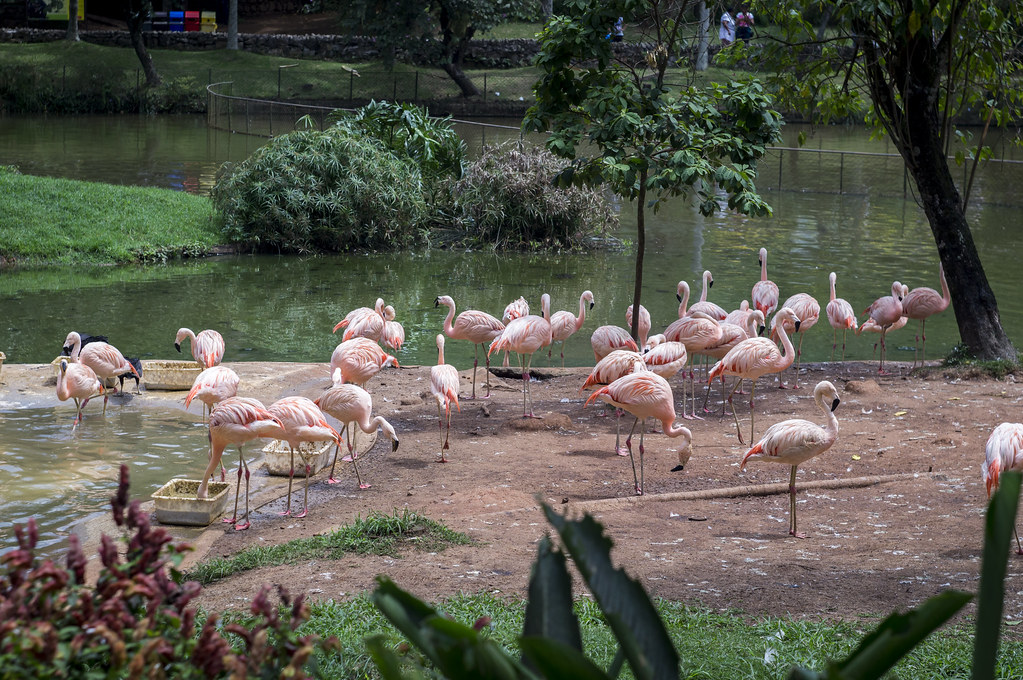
[611,16,625,42]
[736,5,754,44]
[720,8,736,46]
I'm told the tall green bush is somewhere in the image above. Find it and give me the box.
[212,120,431,253]
[448,141,619,250]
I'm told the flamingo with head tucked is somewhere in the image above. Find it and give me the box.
[316,383,399,488]
[625,303,651,350]
[983,422,1023,554]
[435,295,504,399]
[590,325,639,362]
[902,264,951,367]
[826,272,857,361]
[585,371,694,495]
[329,337,399,387]
[175,328,225,368]
[489,293,552,418]
[741,380,841,538]
[752,247,779,318]
[550,290,594,366]
[381,305,405,351]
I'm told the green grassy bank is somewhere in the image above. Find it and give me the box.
[0,167,220,265]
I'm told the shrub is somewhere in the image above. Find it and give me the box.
[212,120,431,253]
[0,465,337,678]
[447,141,619,250]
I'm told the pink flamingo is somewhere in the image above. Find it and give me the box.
[856,314,908,359]
[435,295,505,399]
[741,380,841,538]
[901,264,951,367]
[663,311,723,419]
[267,396,341,518]
[185,365,241,480]
[862,281,908,374]
[329,337,399,387]
[381,305,405,351]
[982,422,1023,554]
[332,298,386,342]
[724,300,752,327]
[316,383,399,488]
[590,325,639,361]
[689,270,728,320]
[700,310,766,413]
[676,280,692,318]
[488,293,552,418]
[584,371,694,495]
[55,358,104,430]
[500,296,530,368]
[550,290,594,366]
[174,328,225,368]
[826,272,857,361]
[625,303,651,349]
[708,306,801,444]
[580,349,646,456]
[770,292,820,388]
[198,396,285,531]
[430,334,461,462]
[642,337,688,381]
[752,247,780,317]
[63,331,139,412]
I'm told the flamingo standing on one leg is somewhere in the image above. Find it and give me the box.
[55,358,104,430]
[316,383,399,488]
[826,272,857,361]
[63,331,139,413]
[590,325,639,361]
[863,281,908,375]
[625,303,651,349]
[740,380,841,539]
[174,328,225,368]
[901,264,951,367]
[198,396,285,531]
[708,306,801,445]
[752,247,780,318]
[982,422,1023,555]
[430,334,461,462]
[580,349,647,456]
[584,371,694,495]
[435,295,504,399]
[185,364,241,480]
[488,294,552,418]
[689,270,728,320]
[770,292,820,389]
[550,290,594,367]
[329,337,399,388]
[267,396,341,519]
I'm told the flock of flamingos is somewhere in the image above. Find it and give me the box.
[50,247,1023,547]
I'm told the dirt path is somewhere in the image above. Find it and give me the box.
[6,359,1022,623]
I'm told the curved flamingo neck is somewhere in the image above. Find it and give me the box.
[575,293,588,330]
[68,334,82,361]
[815,393,840,436]
[663,421,690,438]
[700,272,711,302]
[829,274,837,302]
[441,299,456,336]
[677,281,690,317]
[760,249,769,281]
[775,320,796,365]
[541,294,551,321]
[939,265,950,305]
[437,340,446,365]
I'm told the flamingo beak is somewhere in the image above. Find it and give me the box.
[758,325,766,337]
[589,301,594,310]
[434,297,441,307]
[174,342,182,353]
[794,320,802,333]
[676,293,683,303]
[392,439,400,452]
[671,441,694,472]
[831,398,840,412]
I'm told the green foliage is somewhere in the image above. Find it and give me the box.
[367,475,1023,680]
[0,166,219,266]
[140,75,206,114]
[186,509,472,585]
[212,119,431,253]
[0,465,337,678]
[448,141,619,250]
[940,344,1019,379]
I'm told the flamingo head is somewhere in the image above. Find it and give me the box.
[670,427,694,472]
[62,331,81,356]
[583,290,594,309]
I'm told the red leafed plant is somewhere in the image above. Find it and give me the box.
[0,464,337,678]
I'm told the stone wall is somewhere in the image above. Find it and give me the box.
[0,27,661,68]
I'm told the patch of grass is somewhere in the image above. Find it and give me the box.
[186,509,472,586]
[937,343,1020,379]
[0,166,219,266]
[277,594,1023,679]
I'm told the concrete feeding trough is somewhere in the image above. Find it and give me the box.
[151,479,230,526]
[139,359,203,391]
[262,439,335,477]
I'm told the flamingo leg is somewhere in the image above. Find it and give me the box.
[327,440,342,484]
[789,465,806,539]
[483,345,493,398]
[841,329,848,362]
[235,454,251,531]
[725,379,743,444]
[746,380,759,446]
[921,319,928,365]
[296,457,311,519]
[794,332,805,388]
[437,401,447,462]
[615,408,628,456]
[831,328,837,362]
[624,416,640,494]
[351,441,369,489]
[279,445,295,516]
[470,343,479,400]
[561,341,566,368]
[1014,526,1023,555]
[637,418,647,496]
[878,328,889,375]
[225,451,242,524]
[444,406,452,455]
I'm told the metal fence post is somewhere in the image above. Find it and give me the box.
[393,74,397,100]
[839,152,844,194]
[777,149,783,190]
[483,73,487,103]
[415,71,419,103]
[349,70,354,101]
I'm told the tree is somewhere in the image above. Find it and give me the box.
[328,0,527,97]
[524,0,782,341]
[126,0,161,87]
[227,0,239,50]
[65,0,79,41]
[749,0,1021,361]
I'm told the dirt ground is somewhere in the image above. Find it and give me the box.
[8,357,1022,625]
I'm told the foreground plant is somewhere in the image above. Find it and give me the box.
[0,464,337,678]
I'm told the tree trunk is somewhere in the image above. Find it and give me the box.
[227,0,238,50]
[695,1,709,71]
[66,0,79,41]
[440,62,481,97]
[540,0,553,20]
[127,7,161,87]
[630,170,647,343]
[904,111,1014,360]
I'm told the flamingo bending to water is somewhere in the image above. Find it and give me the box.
[983,422,1023,554]
[267,396,341,519]
[708,306,801,444]
[435,295,504,399]
[55,358,104,430]
[198,396,285,531]
[316,383,399,488]
[550,290,594,366]
[741,380,841,538]
[901,264,951,367]
[826,272,857,361]
[430,334,461,462]
[585,371,694,495]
